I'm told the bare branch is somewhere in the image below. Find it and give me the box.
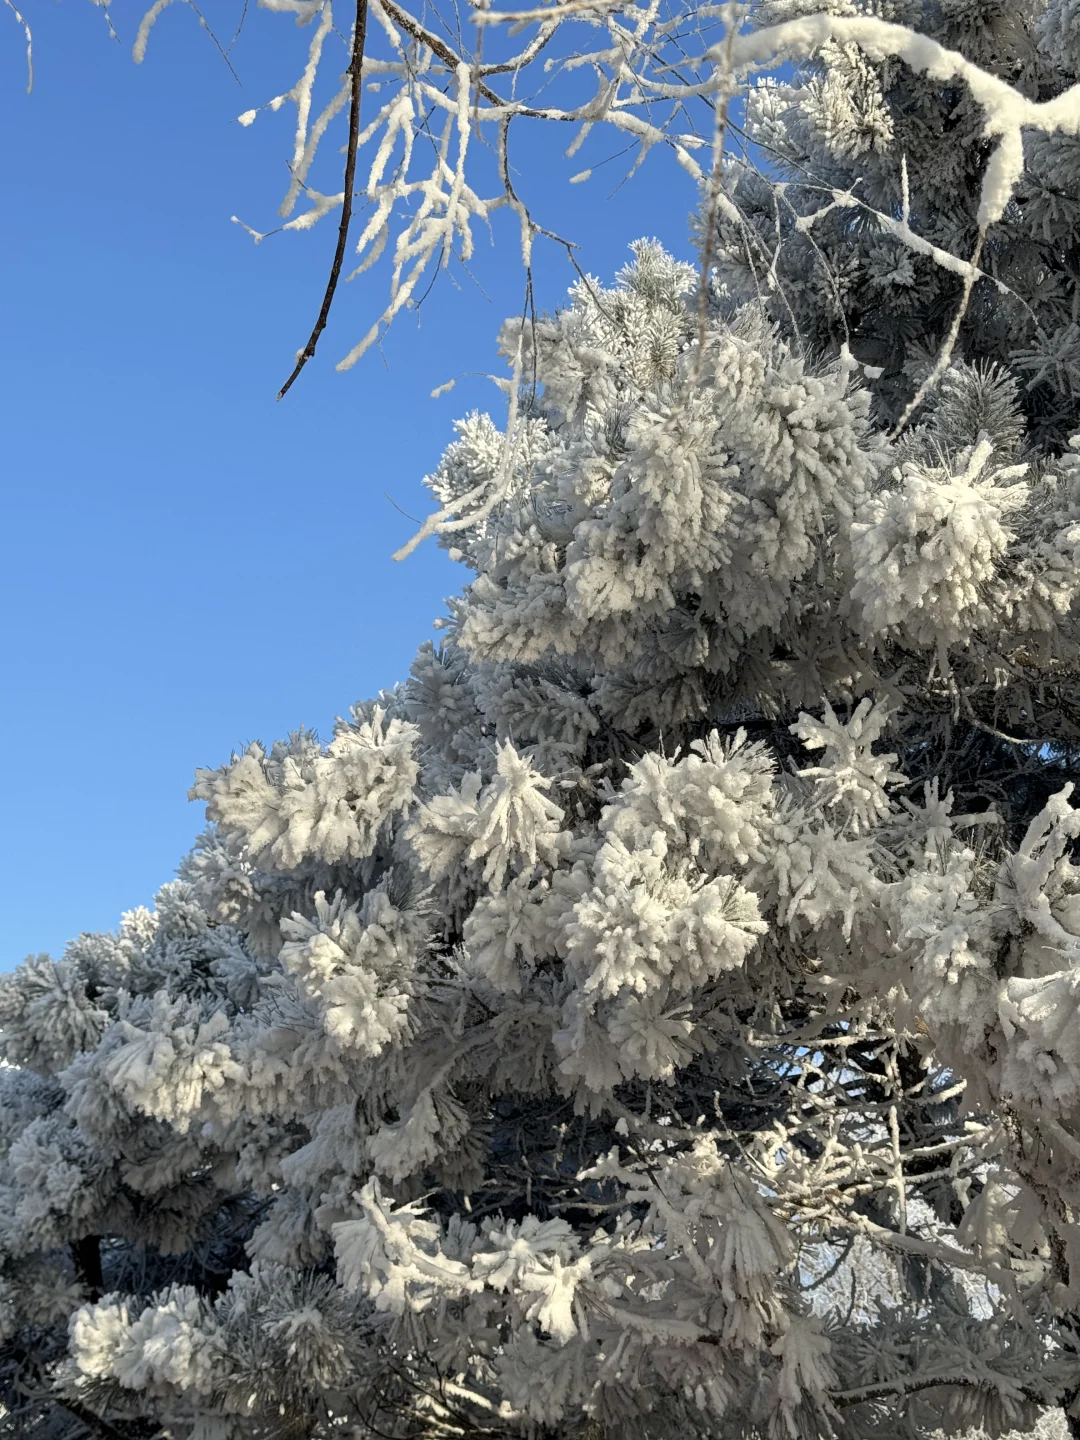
[278,0,370,398]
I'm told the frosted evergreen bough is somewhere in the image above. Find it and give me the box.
[10,3,1080,1435]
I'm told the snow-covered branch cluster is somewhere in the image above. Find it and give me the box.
[122,0,1080,386]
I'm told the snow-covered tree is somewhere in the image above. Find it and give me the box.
[717,0,1080,448]
[8,4,1080,1437]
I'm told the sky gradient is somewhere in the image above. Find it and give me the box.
[1,0,698,963]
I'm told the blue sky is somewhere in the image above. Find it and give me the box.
[1,0,699,964]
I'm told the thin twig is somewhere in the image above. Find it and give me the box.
[694,2,738,376]
[378,0,582,121]
[957,683,1033,748]
[889,229,986,438]
[4,0,32,92]
[382,0,501,104]
[278,0,370,399]
[227,0,250,54]
[384,491,422,523]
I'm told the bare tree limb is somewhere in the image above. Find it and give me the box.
[278,0,370,399]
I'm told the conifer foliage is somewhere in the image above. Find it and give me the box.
[7,4,1080,1437]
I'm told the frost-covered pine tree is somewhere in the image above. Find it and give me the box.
[718,0,1080,446]
[8,4,1080,1437]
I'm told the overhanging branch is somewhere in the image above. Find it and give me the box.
[277,0,369,399]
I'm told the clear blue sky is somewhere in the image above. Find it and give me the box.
[0,0,698,964]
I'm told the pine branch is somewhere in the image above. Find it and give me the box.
[833,1373,1047,1411]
